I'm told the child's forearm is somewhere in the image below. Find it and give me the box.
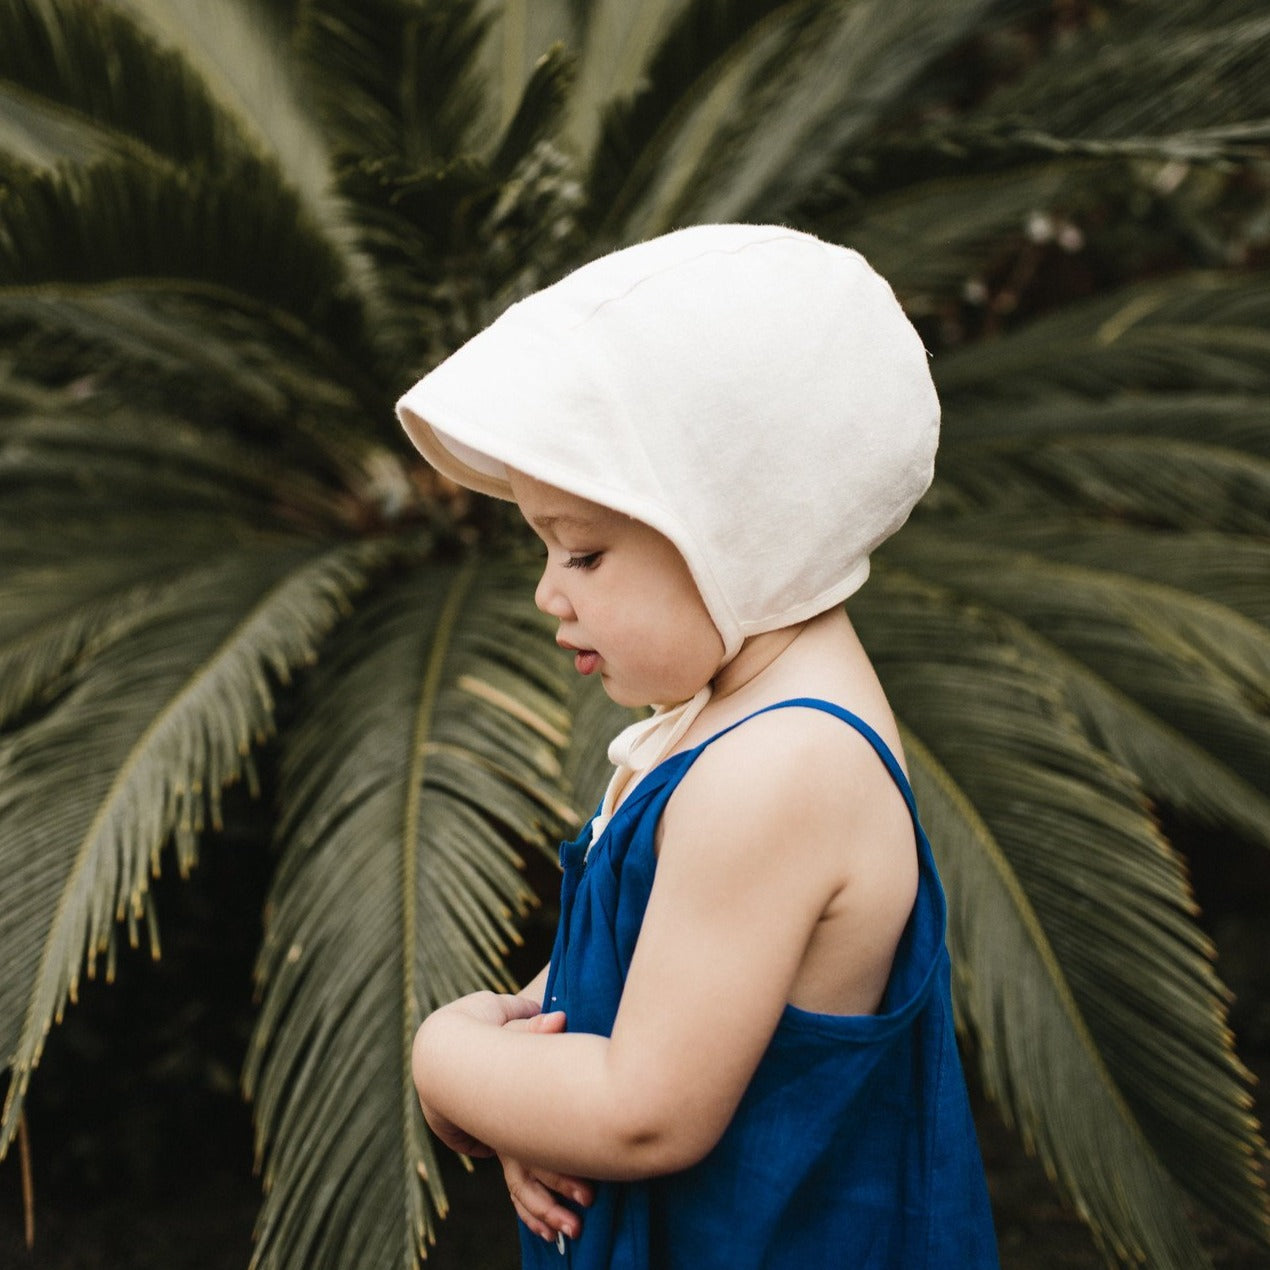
[412,993,708,1180]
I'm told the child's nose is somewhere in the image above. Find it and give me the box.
[534,566,574,619]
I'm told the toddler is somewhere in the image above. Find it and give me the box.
[398,224,998,1268]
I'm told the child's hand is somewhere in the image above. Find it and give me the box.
[502,1155,594,1244]
[414,992,530,1157]
[447,989,545,1029]
[414,993,560,1160]
[497,1007,592,1243]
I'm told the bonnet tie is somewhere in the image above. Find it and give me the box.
[587,684,713,854]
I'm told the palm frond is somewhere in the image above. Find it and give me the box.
[883,525,1270,846]
[935,271,1270,403]
[584,0,801,236]
[0,160,362,345]
[889,541,1270,797]
[682,0,1038,228]
[0,153,400,433]
[568,0,711,156]
[902,729,1212,1268]
[0,292,396,454]
[0,399,383,726]
[928,513,1270,626]
[293,0,493,165]
[954,3,1270,163]
[947,393,1270,457]
[245,559,572,1266]
[1,1,1268,1264]
[820,160,1097,302]
[487,42,575,180]
[475,0,578,137]
[0,406,354,530]
[0,538,391,1153]
[0,0,262,170]
[936,434,1270,533]
[853,569,1268,1254]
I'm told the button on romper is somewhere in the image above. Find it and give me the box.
[520,698,999,1269]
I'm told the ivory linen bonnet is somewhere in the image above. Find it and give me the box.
[396,223,938,659]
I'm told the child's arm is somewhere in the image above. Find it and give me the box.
[414,711,912,1180]
[415,962,596,1240]
[414,965,549,1158]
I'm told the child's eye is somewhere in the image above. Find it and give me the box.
[564,552,602,571]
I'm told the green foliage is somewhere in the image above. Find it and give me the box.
[0,1,1268,1266]
[245,560,572,1269]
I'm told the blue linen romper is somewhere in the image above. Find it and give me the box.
[520,698,999,1269]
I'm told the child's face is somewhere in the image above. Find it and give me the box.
[509,470,725,707]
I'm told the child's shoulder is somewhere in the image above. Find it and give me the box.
[666,696,912,856]
[695,696,901,795]
[657,697,919,1013]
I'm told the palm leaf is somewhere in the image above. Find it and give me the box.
[0,538,391,1152]
[245,559,573,1267]
[476,0,578,137]
[890,540,1270,796]
[0,0,271,171]
[819,161,1098,301]
[487,42,575,180]
[950,1,1270,163]
[901,730,1211,1268]
[853,569,1267,1254]
[584,0,803,236]
[0,160,362,345]
[936,434,1270,533]
[1,1,1269,1265]
[880,522,1270,852]
[935,271,1270,403]
[291,0,492,165]
[587,0,825,241]
[0,405,354,529]
[116,0,366,263]
[948,393,1270,458]
[931,514,1270,625]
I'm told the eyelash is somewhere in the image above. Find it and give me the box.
[564,552,602,571]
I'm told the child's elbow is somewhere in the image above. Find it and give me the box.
[410,1017,435,1099]
[608,1099,725,1178]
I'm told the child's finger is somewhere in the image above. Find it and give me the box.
[501,1010,566,1034]
[509,1189,556,1242]
[496,993,543,1024]
[527,1167,592,1207]
[527,1010,567,1034]
[506,1172,583,1240]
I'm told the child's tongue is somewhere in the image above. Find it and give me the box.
[575,650,600,676]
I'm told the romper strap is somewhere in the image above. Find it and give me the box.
[702,697,919,822]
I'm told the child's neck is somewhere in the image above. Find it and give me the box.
[710,614,820,703]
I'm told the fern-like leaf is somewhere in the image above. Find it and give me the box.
[0,538,390,1151]
[245,559,573,1266]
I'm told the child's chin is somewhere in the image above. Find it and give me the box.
[600,680,650,709]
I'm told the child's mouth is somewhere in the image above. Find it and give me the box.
[574,650,600,676]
